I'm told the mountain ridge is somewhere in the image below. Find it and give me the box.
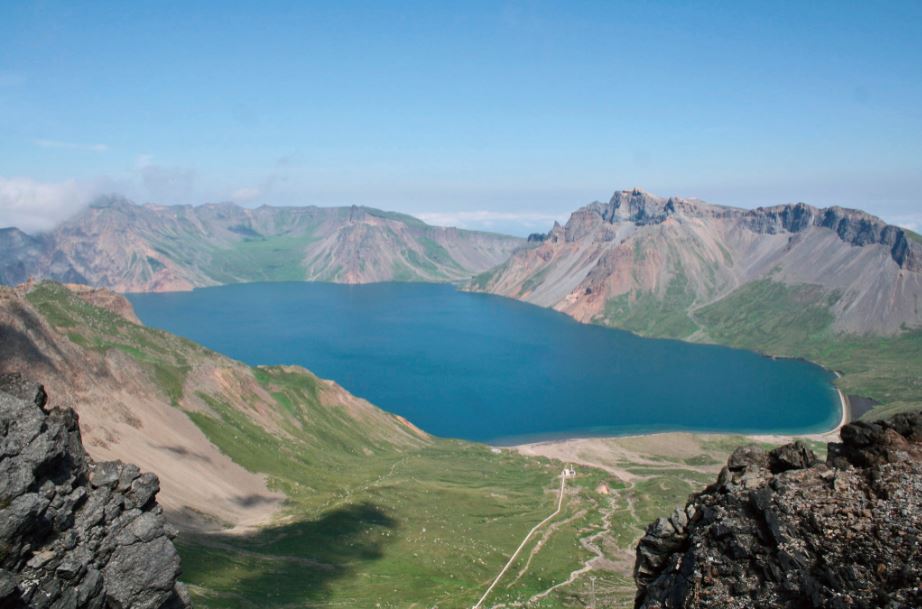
[589,189,919,269]
[475,189,922,336]
[0,196,525,292]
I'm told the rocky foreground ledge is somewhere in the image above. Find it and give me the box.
[634,413,922,609]
[0,374,190,609]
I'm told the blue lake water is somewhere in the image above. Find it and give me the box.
[128,282,841,443]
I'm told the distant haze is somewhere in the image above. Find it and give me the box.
[0,2,920,234]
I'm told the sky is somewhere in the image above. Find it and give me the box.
[0,1,920,235]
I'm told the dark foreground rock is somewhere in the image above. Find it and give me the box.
[634,414,922,609]
[0,373,190,609]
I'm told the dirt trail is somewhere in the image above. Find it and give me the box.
[473,470,570,609]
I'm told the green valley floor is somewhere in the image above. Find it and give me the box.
[179,429,819,609]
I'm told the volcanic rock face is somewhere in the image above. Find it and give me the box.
[634,414,922,609]
[0,373,190,609]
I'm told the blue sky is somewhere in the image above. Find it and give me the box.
[1,1,920,234]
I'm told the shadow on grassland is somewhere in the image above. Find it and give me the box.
[178,501,398,609]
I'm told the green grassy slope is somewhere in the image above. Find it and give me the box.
[25,282,198,406]
[602,272,699,339]
[201,232,321,283]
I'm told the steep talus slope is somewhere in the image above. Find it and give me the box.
[0,373,190,609]
[0,197,524,292]
[634,412,922,609]
[473,189,922,416]
[0,282,425,531]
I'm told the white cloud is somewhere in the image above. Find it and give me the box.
[416,210,569,235]
[33,139,109,153]
[0,176,104,233]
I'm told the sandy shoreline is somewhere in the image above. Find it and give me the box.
[513,410,848,456]
[513,385,851,471]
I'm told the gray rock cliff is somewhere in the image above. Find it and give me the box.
[0,373,190,609]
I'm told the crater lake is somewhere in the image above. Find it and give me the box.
[128,282,841,443]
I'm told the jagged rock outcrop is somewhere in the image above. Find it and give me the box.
[593,190,705,226]
[634,413,922,609]
[0,373,190,609]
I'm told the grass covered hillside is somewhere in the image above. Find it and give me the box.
[6,281,697,608]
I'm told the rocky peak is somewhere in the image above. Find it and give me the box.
[634,413,922,609]
[580,189,728,228]
[601,189,676,225]
[0,373,190,609]
[346,205,379,225]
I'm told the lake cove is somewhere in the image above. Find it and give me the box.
[129,282,841,443]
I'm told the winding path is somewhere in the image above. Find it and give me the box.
[472,470,570,609]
